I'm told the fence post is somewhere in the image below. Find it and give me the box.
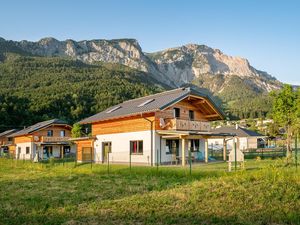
[189,149,192,176]
[129,149,131,171]
[156,149,159,171]
[234,140,237,171]
[107,151,110,174]
[90,147,93,170]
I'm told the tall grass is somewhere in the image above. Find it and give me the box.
[0,158,299,224]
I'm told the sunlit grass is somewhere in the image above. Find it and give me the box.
[0,158,299,224]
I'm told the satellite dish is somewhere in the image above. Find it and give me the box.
[33,136,39,142]
[159,118,166,128]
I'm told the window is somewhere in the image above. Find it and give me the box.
[18,147,21,154]
[189,110,195,120]
[166,139,179,155]
[26,147,30,154]
[190,139,200,152]
[8,137,13,142]
[130,140,143,154]
[47,130,53,137]
[106,106,121,113]
[60,130,65,137]
[138,99,155,107]
[173,108,180,118]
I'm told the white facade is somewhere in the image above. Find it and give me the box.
[15,142,76,160]
[208,137,258,151]
[15,142,35,160]
[93,130,207,164]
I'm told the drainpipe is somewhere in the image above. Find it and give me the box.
[141,113,155,166]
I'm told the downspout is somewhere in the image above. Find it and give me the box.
[141,113,155,166]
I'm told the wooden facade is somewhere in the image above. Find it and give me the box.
[74,139,94,162]
[92,114,155,136]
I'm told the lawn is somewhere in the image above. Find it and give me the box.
[0,158,299,225]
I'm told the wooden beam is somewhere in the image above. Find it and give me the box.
[204,114,219,118]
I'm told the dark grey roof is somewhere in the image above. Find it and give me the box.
[8,119,69,137]
[212,126,264,137]
[0,129,18,138]
[80,87,225,124]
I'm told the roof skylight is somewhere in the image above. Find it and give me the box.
[106,106,121,113]
[138,99,155,107]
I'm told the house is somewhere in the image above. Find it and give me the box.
[8,119,75,160]
[0,129,18,157]
[76,87,234,166]
[209,125,266,151]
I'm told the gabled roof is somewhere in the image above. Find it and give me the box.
[0,129,18,138]
[79,87,225,124]
[212,126,264,137]
[8,119,70,137]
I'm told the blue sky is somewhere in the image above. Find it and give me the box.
[1,0,299,84]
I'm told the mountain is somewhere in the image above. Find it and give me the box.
[0,37,283,121]
[0,37,282,91]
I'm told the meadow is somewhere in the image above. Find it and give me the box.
[0,158,299,225]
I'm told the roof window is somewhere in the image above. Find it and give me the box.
[106,106,121,113]
[138,99,155,107]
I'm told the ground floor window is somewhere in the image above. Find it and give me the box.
[190,139,200,152]
[166,139,179,155]
[63,146,71,154]
[130,140,143,154]
[26,147,30,154]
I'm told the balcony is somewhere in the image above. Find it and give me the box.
[166,118,211,132]
[41,136,70,143]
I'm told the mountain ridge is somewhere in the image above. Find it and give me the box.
[0,37,282,93]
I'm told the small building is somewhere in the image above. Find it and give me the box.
[209,125,265,151]
[8,119,76,160]
[76,87,233,165]
[0,129,18,157]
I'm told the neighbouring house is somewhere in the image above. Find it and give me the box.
[76,87,234,165]
[7,119,76,160]
[0,129,18,157]
[209,125,266,151]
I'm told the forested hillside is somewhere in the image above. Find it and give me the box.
[0,54,164,131]
[0,52,275,131]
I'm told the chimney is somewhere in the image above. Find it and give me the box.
[235,124,239,130]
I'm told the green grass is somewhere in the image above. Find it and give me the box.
[0,158,299,225]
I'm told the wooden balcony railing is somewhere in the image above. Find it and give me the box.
[41,136,70,143]
[167,118,211,132]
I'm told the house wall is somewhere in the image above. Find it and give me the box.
[248,137,258,149]
[208,137,252,151]
[31,126,71,137]
[15,142,35,160]
[94,130,155,164]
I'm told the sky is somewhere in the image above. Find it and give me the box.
[0,0,299,84]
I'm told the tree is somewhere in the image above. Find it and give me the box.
[71,123,83,138]
[271,84,297,161]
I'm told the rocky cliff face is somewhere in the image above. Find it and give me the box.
[0,37,282,92]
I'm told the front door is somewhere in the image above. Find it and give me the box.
[17,147,21,159]
[102,142,111,163]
